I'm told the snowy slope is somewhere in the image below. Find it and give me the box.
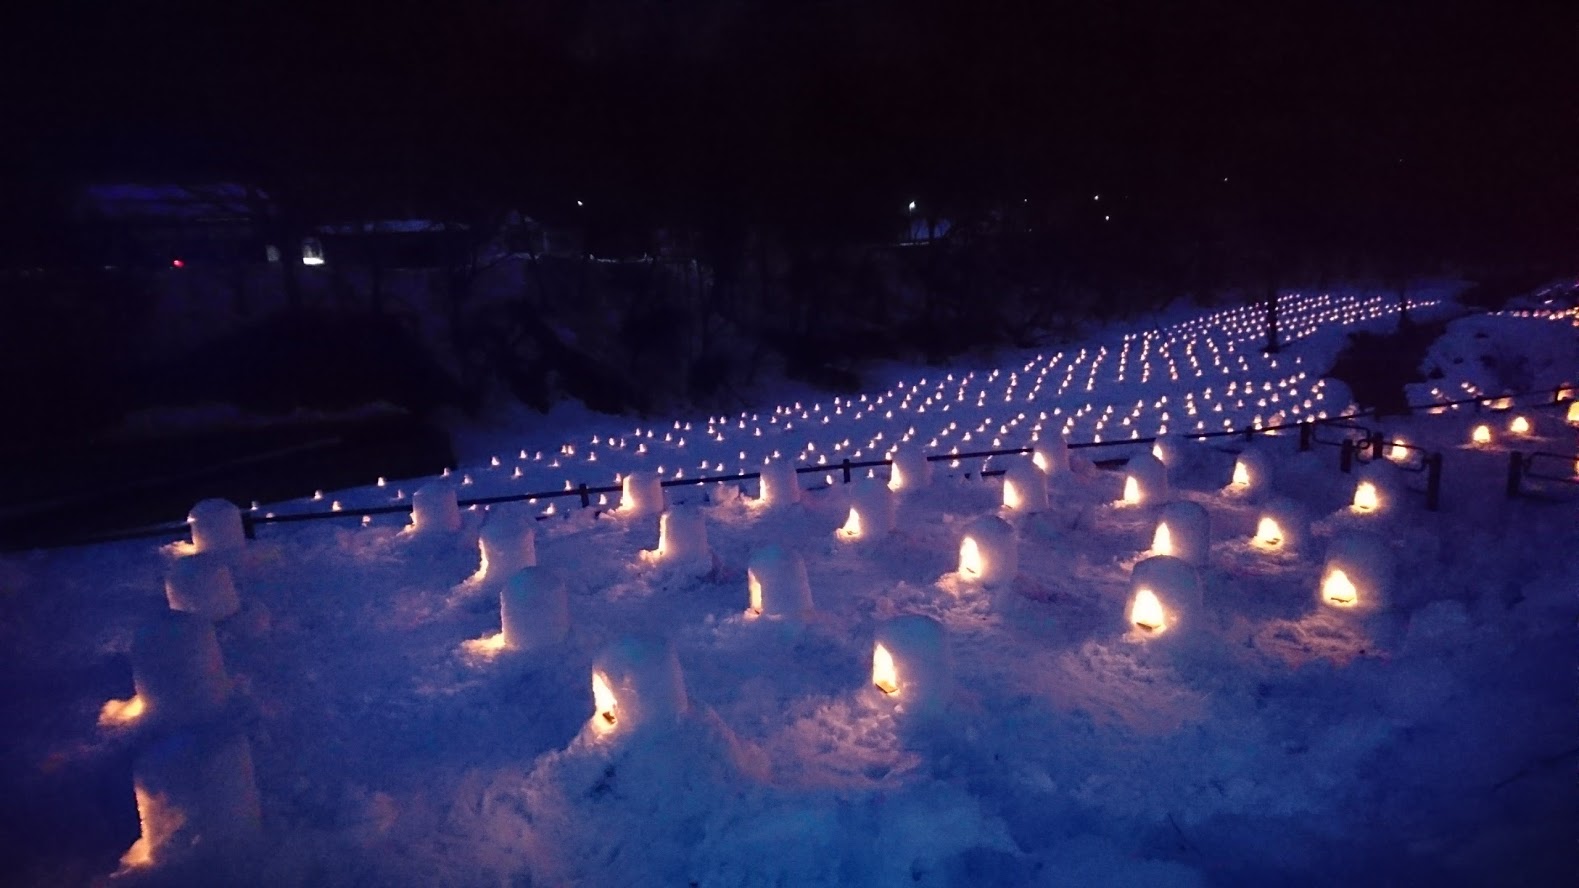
[4,287,1577,887]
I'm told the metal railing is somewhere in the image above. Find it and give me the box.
[20,383,1575,551]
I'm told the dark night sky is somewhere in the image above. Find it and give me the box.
[2,0,1574,265]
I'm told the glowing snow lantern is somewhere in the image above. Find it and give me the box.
[888,446,933,491]
[1567,401,1579,424]
[187,499,245,554]
[840,478,896,540]
[163,554,240,621]
[475,508,537,582]
[1351,479,1380,513]
[121,731,262,871]
[1319,531,1394,611]
[1226,448,1274,502]
[1032,438,1070,475]
[1253,497,1312,553]
[872,615,951,713]
[1121,452,1169,506]
[500,567,569,651]
[589,637,689,735]
[1470,424,1492,446]
[1508,415,1531,436]
[1002,461,1049,513]
[410,482,462,534]
[129,611,231,725]
[620,470,665,517]
[958,514,1017,585]
[1152,501,1209,566]
[1127,556,1202,637]
[746,544,813,619]
[758,459,802,507]
[643,507,711,572]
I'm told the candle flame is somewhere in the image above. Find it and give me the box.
[959,536,984,577]
[1151,522,1173,555]
[1130,588,1166,632]
[591,671,617,731]
[872,643,899,694]
[839,507,863,540]
[1323,569,1358,606]
[1352,481,1379,512]
[1255,516,1283,547]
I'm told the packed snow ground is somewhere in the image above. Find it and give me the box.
[3,288,1577,887]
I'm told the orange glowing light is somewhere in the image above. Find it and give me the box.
[1151,522,1173,555]
[591,672,617,731]
[872,643,899,694]
[959,536,984,577]
[1254,516,1283,547]
[1231,460,1250,486]
[98,695,146,727]
[838,507,863,540]
[1003,480,1022,510]
[1471,424,1492,445]
[1351,481,1379,512]
[1122,476,1141,504]
[462,632,509,658]
[747,571,763,615]
[1323,569,1358,606]
[1130,588,1166,632]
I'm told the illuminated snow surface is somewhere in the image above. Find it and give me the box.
[5,287,1577,886]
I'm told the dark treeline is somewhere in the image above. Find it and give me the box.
[0,0,1573,425]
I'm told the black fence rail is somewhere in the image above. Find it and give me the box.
[1507,450,1579,499]
[18,383,1575,552]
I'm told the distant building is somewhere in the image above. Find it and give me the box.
[76,183,274,269]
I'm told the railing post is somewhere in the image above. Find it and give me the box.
[1370,431,1385,461]
[242,512,257,540]
[1505,452,1523,499]
[1243,425,1254,442]
[1425,453,1442,511]
[841,458,852,484]
[1339,438,1354,474]
[578,483,591,508]
[1298,420,1313,452]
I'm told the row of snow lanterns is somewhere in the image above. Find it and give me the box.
[97,499,262,873]
[479,292,1389,496]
